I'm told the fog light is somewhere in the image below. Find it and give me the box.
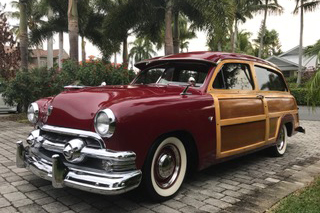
[63,139,85,163]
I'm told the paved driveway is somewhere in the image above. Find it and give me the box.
[0,120,320,213]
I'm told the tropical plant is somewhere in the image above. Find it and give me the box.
[8,0,45,68]
[129,37,156,64]
[0,7,20,80]
[293,0,320,85]
[19,0,28,69]
[307,69,320,107]
[305,39,320,69]
[258,0,282,58]
[254,28,282,58]
[237,30,254,55]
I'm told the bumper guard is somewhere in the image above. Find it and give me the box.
[16,141,142,195]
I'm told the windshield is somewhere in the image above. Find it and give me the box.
[132,62,211,87]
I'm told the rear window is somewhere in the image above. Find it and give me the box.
[255,66,287,91]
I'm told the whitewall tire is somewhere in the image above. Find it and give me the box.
[269,125,288,157]
[144,136,187,201]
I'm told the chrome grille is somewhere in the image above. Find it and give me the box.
[40,130,102,149]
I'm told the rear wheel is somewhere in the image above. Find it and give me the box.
[269,125,288,157]
[143,136,187,201]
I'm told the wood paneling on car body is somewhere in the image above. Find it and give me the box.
[221,121,266,152]
[219,99,265,119]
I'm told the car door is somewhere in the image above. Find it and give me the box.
[254,64,298,144]
[208,60,268,159]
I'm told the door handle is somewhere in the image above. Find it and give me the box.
[256,95,264,99]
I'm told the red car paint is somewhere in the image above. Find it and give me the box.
[36,52,279,170]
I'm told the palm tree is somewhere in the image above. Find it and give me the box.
[19,0,28,70]
[68,0,79,62]
[294,0,320,85]
[230,0,264,53]
[9,0,48,69]
[129,38,156,64]
[254,29,282,58]
[237,30,253,55]
[305,39,320,68]
[258,0,282,58]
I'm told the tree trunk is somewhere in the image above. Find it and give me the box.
[122,36,128,68]
[19,0,28,70]
[297,1,304,85]
[36,46,41,68]
[258,0,268,58]
[58,31,63,69]
[47,8,54,69]
[230,20,235,53]
[232,19,238,53]
[114,52,117,67]
[81,36,86,63]
[68,0,79,62]
[173,10,179,54]
[164,0,173,55]
[217,41,222,52]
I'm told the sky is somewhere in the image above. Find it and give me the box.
[3,0,320,64]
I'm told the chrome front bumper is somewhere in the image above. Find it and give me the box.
[16,130,142,195]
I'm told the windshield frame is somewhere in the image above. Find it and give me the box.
[131,61,214,89]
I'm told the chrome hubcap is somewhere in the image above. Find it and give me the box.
[158,154,175,179]
[277,127,285,151]
[154,144,181,189]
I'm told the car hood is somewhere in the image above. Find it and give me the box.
[44,84,202,130]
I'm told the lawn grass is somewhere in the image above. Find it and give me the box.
[271,177,320,213]
[0,113,29,124]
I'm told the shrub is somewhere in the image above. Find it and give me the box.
[2,68,64,111]
[2,60,137,112]
[290,88,308,105]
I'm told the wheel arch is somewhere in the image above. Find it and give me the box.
[146,130,199,175]
[279,114,295,137]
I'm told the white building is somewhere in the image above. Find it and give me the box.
[266,46,317,78]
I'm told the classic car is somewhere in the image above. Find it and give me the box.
[16,51,305,201]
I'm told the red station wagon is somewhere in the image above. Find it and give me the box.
[17,52,305,201]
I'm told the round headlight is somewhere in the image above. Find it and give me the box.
[94,109,116,138]
[27,103,39,124]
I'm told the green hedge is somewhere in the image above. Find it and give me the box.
[290,88,308,105]
[2,60,136,111]
[290,87,320,106]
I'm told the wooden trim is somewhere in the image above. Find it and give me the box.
[219,140,266,158]
[220,115,266,126]
[269,110,298,118]
[212,95,222,158]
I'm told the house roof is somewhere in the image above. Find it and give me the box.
[30,49,69,59]
[278,45,300,57]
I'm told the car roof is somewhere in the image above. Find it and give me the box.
[135,51,280,70]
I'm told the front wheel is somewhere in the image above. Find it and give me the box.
[143,136,187,201]
[269,125,288,157]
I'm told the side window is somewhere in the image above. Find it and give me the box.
[213,63,254,90]
[255,66,287,91]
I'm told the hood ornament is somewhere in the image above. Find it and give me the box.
[47,105,53,116]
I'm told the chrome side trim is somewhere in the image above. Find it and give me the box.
[64,85,88,89]
[41,125,105,148]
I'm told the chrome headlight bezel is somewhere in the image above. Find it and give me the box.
[27,103,39,124]
[94,109,116,138]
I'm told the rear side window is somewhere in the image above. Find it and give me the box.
[255,66,287,91]
[213,63,254,90]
